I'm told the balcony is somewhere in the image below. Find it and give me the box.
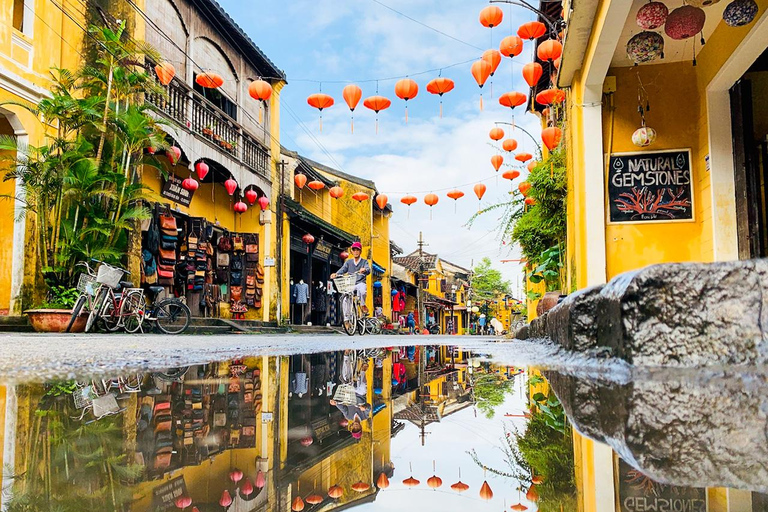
[144,66,270,180]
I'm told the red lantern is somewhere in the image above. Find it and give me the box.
[230,469,244,483]
[307,93,335,131]
[479,5,504,27]
[234,201,247,213]
[502,170,520,181]
[167,146,181,165]
[343,84,363,132]
[352,191,370,202]
[295,174,307,189]
[301,436,314,446]
[491,155,504,171]
[377,472,390,489]
[426,77,455,117]
[482,49,502,76]
[291,496,305,511]
[471,60,492,110]
[536,88,566,105]
[329,186,344,199]
[473,183,487,200]
[537,39,563,63]
[147,146,156,155]
[224,178,237,195]
[401,195,417,206]
[519,181,531,196]
[258,195,269,210]
[302,233,315,244]
[499,91,527,110]
[375,194,388,209]
[637,1,669,30]
[219,489,233,508]
[195,161,209,180]
[155,62,175,86]
[308,180,325,191]
[255,470,266,489]
[542,126,562,150]
[503,139,518,152]
[522,62,543,87]
[245,189,258,205]
[248,79,272,102]
[479,480,493,500]
[489,127,505,141]
[665,5,705,40]
[395,78,419,123]
[517,21,546,40]
[174,496,192,509]
[500,35,524,57]
[241,479,255,497]
[182,177,198,191]
[196,72,223,89]
[340,251,349,260]
[525,197,537,206]
[515,152,533,163]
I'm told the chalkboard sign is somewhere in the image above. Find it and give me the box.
[607,149,693,223]
[161,174,195,207]
[618,459,706,512]
[152,476,188,511]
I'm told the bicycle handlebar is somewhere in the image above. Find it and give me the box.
[90,258,131,275]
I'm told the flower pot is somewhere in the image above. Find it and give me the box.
[536,290,563,317]
[202,128,213,136]
[24,309,86,333]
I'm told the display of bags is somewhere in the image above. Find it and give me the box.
[216,252,230,268]
[232,236,244,252]
[230,258,243,271]
[217,233,232,252]
[160,214,177,231]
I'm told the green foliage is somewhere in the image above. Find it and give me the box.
[471,257,512,302]
[472,370,516,419]
[40,286,79,309]
[528,244,565,292]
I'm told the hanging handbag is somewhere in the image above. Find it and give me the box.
[216,269,229,283]
[230,286,243,302]
[158,269,174,279]
[245,243,258,254]
[146,216,160,255]
[159,248,176,261]
[142,249,157,276]
[246,275,256,287]
[188,235,198,250]
[160,214,177,231]
[217,233,232,252]
[230,272,242,286]
[230,258,244,271]
[216,252,230,268]
[232,236,244,252]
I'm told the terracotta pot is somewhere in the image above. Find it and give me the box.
[536,290,563,317]
[25,309,86,333]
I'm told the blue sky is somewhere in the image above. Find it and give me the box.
[219,0,543,292]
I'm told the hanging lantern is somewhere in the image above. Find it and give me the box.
[291,496,305,511]
[174,496,192,509]
[489,127,505,141]
[525,197,537,206]
[375,194,388,209]
[395,78,419,123]
[531,475,544,485]
[219,490,233,508]
[306,494,323,505]
[535,88,566,105]
[328,485,344,499]
[241,479,255,497]
[479,480,494,500]
[424,193,439,207]
[637,1,669,29]
[526,485,540,502]
[427,475,442,489]
[255,470,266,489]
[503,139,518,152]
[377,472,390,489]
[403,476,420,487]
[491,154,504,171]
[352,481,370,493]
[537,39,563,63]
[342,84,363,133]
[510,504,529,511]
[352,191,370,202]
[195,161,209,180]
[479,5,504,27]
[196,71,223,89]
[401,195,417,206]
[234,201,248,214]
[723,0,758,26]
[258,195,270,210]
[248,79,273,102]
[515,152,533,162]
[522,62,543,87]
[471,60,492,110]
[451,481,469,492]
[363,96,392,133]
[554,57,562,69]
[500,35,524,57]
[182,177,199,191]
[519,181,531,196]
[301,436,314,446]
[155,61,176,86]
[542,126,563,150]
[627,31,665,64]
[527,160,538,172]
[167,146,181,165]
[517,21,547,40]
[230,469,244,484]
[482,49,502,76]
[474,183,487,200]
[665,6,705,40]
[447,189,464,201]
[295,174,307,189]
[632,125,657,147]
[329,185,344,199]
[245,188,258,205]
[502,170,520,181]
[224,178,238,195]
[340,250,349,260]
[302,233,315,245]
[308,180,325,191]
[307,93,335,131]
[499,91,527,110]
[426,77,455,117]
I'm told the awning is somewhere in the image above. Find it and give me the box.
[372,261,386,275]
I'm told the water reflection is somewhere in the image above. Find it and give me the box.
[0,346,766,511]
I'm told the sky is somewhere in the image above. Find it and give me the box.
[218,0,544,296]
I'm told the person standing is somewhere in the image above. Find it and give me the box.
[406,311,416,334]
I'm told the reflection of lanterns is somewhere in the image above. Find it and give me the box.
[665,5,705,40]
[224,178,237,195]
[510,504,529,511]
[229,469,244,483]
[195,161,209,180]
[302,234,315,245]
[175,496,192,509]
[291,496,305,511]
[427,475,443,489]
[403,476,420,487]
[219,490,233,508]
[300,436,314,446]
[352,481,370,493]
[328,485,344,499]
[306,494,323,505]
[636,1,669,29]
[241,479,254,497]
[627,31,665,64]
[479,480,493,500]
[632,126,657,147]
[723,0,758,26]
[182,177,198,191]
[255,470,266,489]
[295,174,307,189]
[377,472,390,489]
[451,481,469,492]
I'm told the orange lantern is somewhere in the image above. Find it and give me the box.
[527,160,538,172]
[522,62,543,87]
[525,196,537,206]
[376,472,390,489]
[155,62,175,86]
[535,88,566,105]
[471,60,492,110]
[427,475,443,489]
[308,180,325,191]
[482,49,502,76]
[503,139,518,152]
[295,174,307,189]
[451,481,470,492]
[403,476,420,488]
[305,494,323,505]
[515,152,533,163]
[352,481,370,493]
[426,77,455,117]
[307,93,335,131]
[196,71,223,89]
[425,193,439,220]
[519,181,531,196]
[526,485,539,502]
[531,475,544,485]
[502,170,520,181]
[291,496,305,511]
[554,57,562,69]
[479,480,494,500]
[401,194,417,219]
[500,35,524,57]
[343,84,363,133]
[537,39,563,63]
[352,191,369,202]
[395,78,419,123]
[375,194,388,209]
[542,126,562,150]
[473,183,487,200]
[328,485,344,499]
[249,79,272,102]
[489,127,505,141]
[479,6,503,28]
[518,21,547,40]
[510,504,529,511]
[329,186,344,199]
[363,95,392,133]
[499,91,527,110]
[447,189,464,213]
[491,154,504,171]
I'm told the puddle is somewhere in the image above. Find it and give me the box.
[0,344,766,511]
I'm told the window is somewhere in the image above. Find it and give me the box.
[12,0,24,32]
[193,74,237,120]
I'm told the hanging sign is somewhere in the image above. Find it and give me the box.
[161,174,195,207]
[618,460,706,512]
[607,149,693,223]
[152,477,189,511]
[313,240,333,260]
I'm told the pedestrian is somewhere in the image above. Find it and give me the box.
[406,311,416,334]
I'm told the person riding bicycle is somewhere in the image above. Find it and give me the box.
[331,241,371,315]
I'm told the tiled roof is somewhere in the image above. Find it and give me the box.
[393,252,437,271]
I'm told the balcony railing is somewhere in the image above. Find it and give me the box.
[144,63,270,179]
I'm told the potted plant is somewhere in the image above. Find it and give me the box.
[212,132,222,142]
[25,285,86,332]
[202,124,213,137]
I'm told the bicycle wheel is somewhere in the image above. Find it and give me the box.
[120,291,145,334]
[86,288,107,333]
[340,294,357,336]
[100,298,121,332]
[154,299,191,335]
[358,318,368,335]
[65,294,87,333]
[367,318,381,335]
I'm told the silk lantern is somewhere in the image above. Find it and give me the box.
[490,127,505,141]
[517,21,546,40]
[627,31,665,64]
[329,186,344,199]
[196,71,223,89]
[474,183,487,200]
[483,49,502,76]
[525,197,537,206]
[224,178,237,195]
[363,95,392,133]
[291,496,305,511]
[479,5,503,27]
[723,0,758,26]
[503,139,518,152]
[502,170,520,181]
[424,193,439,220]
[219,490,233,508]
[537,40,563,63]
[377,472,390,489]
[499,91,527,110]
[302,233,315,245]
[636,1,669,29]
[328,485,343,499]
[515,152,533,162]
[234,201,247,213]
[375,194,388,209]
[342,84,363,133]
[500,35,524,57]
[395,78,419,123]
[491,154,504,171]
[248,79,272,123]
[352,481,370,493]
[155,62,175,85]
[167,146,181,165]
[535,88,566,105]
[182,177,198,191]
[447,189,464,212]
[245,189,258,205]
[352,191,369,202]
[665,6,705,40]
[195,161,209,180]
[542,126,562,150]
[307,93,335,131]
[308,180,325,191]
[632,125,657,147]
[522,62,543,87]
[527,160,538,172]
[295,174,307,189]
[471,60,492,110]
[258,195,269,210]
[426,77,455,117]
[479,481,494,500]
[519,181,531,196]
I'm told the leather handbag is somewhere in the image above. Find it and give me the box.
[230,258,243,271]
[230,272,242,286]
[158,269,174,279]
[216,269,228,283]
[188,235,198,250]
[160,214,177,231]
[232,236,244,252]
[245,243,258,254]
[246,252,259,262]
[246,275,256,287]
[216,252,230,268]
[159,248,175,261]
[230,286,243,302]
[217,234,232,252]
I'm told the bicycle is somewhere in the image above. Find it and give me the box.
[135,286,191,335]
[333,274,363,336]
[67,260,140,333]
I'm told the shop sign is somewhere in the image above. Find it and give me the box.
[314,240,332,260]
[618,460,705,512]
[607,149,693,223]
[263,257,276,267]
[311,417,334,440]
[161,174,195,207]
[152,476,188,511]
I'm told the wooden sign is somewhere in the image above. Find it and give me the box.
[161,174,195,207]
[618,459,706,512]
[607,149,693,223]
[313,240,333,260]
[151,476,188,511]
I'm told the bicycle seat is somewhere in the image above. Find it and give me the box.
[119,280,134,289]
[146,286,165,301]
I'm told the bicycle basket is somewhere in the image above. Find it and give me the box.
[332,383,357,406]
[76,273,97,295]
[96,264,125,289]
[333,274,357,294]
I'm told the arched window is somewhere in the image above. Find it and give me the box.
[192,37,239,120]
